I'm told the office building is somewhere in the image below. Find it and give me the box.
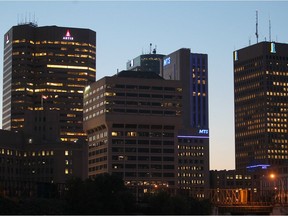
[162,48,209,129]
[3,23,96,144]
[234,41,288,170]
[162,48,209,197]
[83,70,182,196]
[0,129,87,197]
[210,169,253,190]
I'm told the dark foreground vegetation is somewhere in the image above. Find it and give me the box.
[0,174,212,214]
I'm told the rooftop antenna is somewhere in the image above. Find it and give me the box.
[255,10,259,43]
[269,16,271,42]
[153,45,157,54]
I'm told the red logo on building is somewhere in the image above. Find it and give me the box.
[63,29,74,40]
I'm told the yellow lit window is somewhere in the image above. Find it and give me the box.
[112,132,118,136]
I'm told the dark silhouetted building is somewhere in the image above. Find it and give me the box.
[0,129,87,197]
[234,41,288,170]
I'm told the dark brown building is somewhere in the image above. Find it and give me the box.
[234,41,288,170]
[83,70,182,196]
[0,129,87,197]
[3,23,96,144]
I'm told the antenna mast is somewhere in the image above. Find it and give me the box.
[255,10,259,43]
[269,17,271,42]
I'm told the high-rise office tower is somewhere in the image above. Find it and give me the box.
[162,48,209,129]
[3,23,96,144]
[162,48,209,197]
[234,41,288,170]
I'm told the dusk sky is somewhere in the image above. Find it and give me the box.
[1,1,288,170]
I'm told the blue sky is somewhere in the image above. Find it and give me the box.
[1,1,288,170]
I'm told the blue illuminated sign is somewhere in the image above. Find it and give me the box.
[163,57,171,66]
[199,129,209,134]
[178,135,209,139]
[246,164,270,169]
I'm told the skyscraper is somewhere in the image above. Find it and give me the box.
[3,23,96,144]
[234,41,288,170]
[162,48,209,197]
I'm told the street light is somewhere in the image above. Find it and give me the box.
[270,173,285,204]
[260,174,276,203]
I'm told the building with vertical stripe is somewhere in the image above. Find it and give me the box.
[162,48,209,198]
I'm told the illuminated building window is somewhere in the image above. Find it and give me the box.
[127,131,137,137]
[112,131,119,136]
[65,150,69,156]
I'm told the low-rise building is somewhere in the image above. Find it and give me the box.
[0,129,87,197]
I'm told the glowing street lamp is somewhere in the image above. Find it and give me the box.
[270,173,285,204]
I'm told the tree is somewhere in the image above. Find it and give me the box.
[64,173,136,214]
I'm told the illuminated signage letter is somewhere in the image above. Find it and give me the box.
[199,129,209,134]
[163,57,171,66]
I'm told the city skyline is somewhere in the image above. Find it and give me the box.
[1,1,288,170]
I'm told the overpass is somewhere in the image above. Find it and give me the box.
[203,189,288,215]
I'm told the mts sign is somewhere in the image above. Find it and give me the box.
[198,129,209,134]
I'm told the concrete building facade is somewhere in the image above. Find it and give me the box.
[83,70,182,196]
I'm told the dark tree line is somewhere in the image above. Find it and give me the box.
[64,173,135,214]
[0,173,212,214]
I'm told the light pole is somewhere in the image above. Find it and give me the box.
[270,173,285,204]
[260,174,276,203]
